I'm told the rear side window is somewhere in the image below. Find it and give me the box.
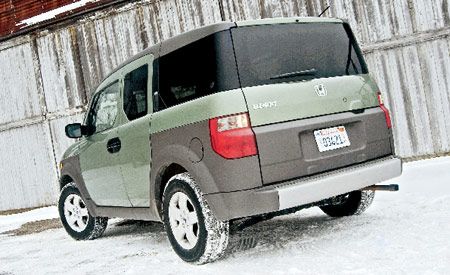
[86,81,119,134]
[158,30,239,110]
[123,65,148,120]
[232,23,368,88]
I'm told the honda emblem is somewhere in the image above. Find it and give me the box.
[314,84,327,96]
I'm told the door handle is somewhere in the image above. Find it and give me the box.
[107,137,121,153]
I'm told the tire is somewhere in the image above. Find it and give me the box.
[320,190,375,217]
[58,183,108,240]
[162,173,229,264]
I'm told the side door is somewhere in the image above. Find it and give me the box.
[80,79,132,207]
[115,55,153,207]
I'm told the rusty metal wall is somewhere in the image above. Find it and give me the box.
[0,0,449,210]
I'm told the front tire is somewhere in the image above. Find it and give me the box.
[162,173,229,264]
[58,183,108,240]
[320,190,375,217]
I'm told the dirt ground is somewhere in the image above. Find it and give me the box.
[0,206,43,216]
[2,218,61,236]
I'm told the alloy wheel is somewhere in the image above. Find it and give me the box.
[168,191,199,249]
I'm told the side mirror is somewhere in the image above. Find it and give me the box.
[65,123,86,139]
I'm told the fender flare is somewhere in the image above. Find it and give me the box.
[150,143,220,219]
[59,155,99,217]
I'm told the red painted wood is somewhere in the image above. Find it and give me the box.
[0,0,116,38]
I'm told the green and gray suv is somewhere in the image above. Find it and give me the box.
[59,17,402,263]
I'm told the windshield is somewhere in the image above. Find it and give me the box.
[231,23,368,88]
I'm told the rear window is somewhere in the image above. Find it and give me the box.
[231,23,368,88]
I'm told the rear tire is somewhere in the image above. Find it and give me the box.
[320,190,375,217]
[162,173,229,264]
[58,183,108,240]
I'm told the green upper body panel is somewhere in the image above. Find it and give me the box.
[243,74,379,127]
[150,89,248,134]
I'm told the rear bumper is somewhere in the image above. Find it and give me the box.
[205,156,402,221]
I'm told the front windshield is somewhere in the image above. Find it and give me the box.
[231,23,368,88]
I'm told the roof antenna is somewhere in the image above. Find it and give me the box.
[318,5,330,17]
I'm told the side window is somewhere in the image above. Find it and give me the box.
[123,65,148,120]
[157,31,238,111]
[158,33,226,110]
[86,81,119,134]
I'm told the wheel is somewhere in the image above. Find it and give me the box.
[320,190,375,217]
[58,183,108,240]
[162,173,229,264]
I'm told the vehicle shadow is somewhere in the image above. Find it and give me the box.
[102,219,165,238]
[225,211,368,258]
[100,210,374,259]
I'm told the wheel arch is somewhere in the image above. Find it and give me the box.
[154,162,187,218]
[59,155,99,217]
[59,174,74,190]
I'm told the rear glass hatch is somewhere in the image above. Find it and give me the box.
[232,22,367,90]
[231,22,393,184]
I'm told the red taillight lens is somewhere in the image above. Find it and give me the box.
[377,92,392,129]
[209,113,258,159]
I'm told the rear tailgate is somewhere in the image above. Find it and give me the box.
[242,75,393,184]
[244,75,380,126]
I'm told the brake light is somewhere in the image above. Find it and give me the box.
[209,113,258,159]
[377,92,392,129]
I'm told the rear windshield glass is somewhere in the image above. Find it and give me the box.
[231,23,368,88]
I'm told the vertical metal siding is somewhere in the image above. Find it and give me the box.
[76,21,104,99]
[221,0,262,21]
[157,0,222,40]
[364,38,450,158]
[37,29,86,114]
[0,0,449,210]
[0,42,42,125]
[0,123,58,210]
[140,3,162,47]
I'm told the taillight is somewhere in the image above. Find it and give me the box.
[209,113,258,159]
[377,92,392,129]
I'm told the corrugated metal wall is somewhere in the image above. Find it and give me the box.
[0,0,449,210]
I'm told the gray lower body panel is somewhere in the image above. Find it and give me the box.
[254,107,393,184]
[205,156,402,221]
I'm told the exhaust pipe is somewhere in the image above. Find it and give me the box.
[363,184,399,191]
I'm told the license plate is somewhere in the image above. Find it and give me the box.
[314,126,351,152]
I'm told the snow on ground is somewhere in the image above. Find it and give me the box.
[0,157,449,274]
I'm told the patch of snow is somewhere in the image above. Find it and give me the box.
[18,0,99,27]
[0,206,58,233]
[0,157,449,274]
